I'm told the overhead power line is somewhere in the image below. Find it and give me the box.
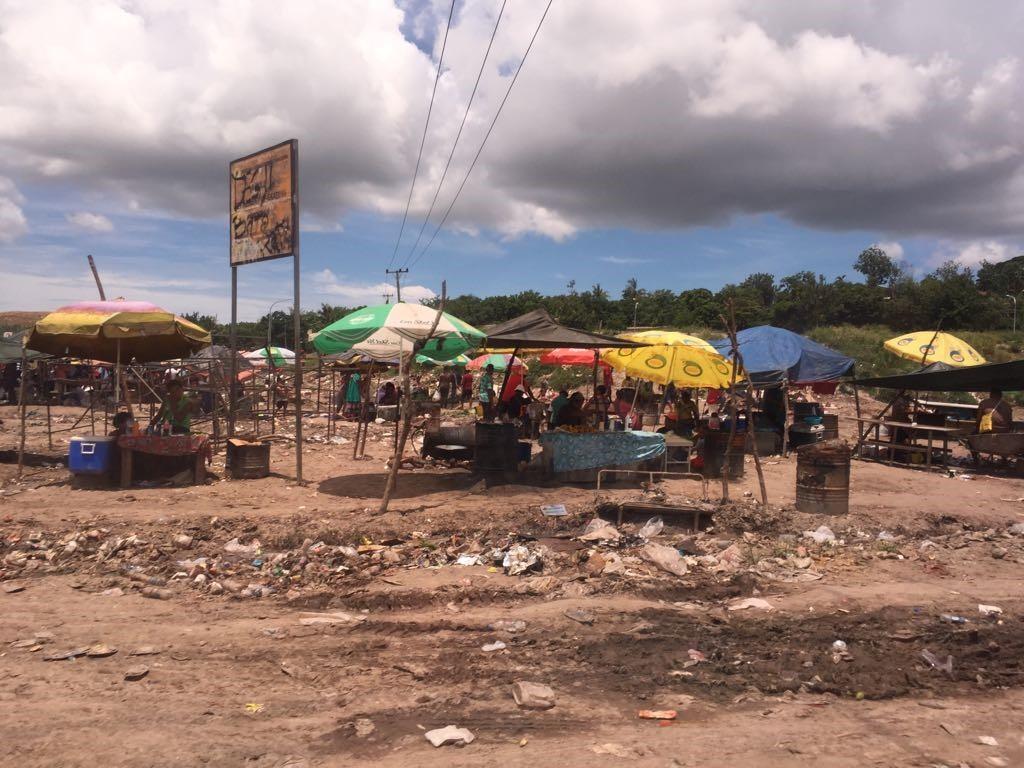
[387,0,457,269]
[401,0,508,269]
[409,0,555,271]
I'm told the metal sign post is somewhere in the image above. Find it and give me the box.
[229,138,303,482]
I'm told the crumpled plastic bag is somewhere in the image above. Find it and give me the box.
[638,516,664,539]
[579,518,620,542]
[503,545,539,576]
[803,525,836,545]
[641,543,688,576]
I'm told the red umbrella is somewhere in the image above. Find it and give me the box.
[540,348,610,368]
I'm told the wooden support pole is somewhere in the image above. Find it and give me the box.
[17,347,28,479]
[379,282,446,515]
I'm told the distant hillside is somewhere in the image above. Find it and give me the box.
[0,311,45,333]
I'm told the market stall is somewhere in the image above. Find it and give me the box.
[853,359,1024,470]
[117,433,211,488]
[539,429,665,481]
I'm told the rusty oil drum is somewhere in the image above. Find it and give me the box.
[795,442,851,515]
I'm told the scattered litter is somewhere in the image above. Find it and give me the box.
[244,702,264,714]
[353,718,375,738]
[638,516,664,539]
[638,709,677,720]
[223,538,261,558]
[728,597,774,612]
[129,646,161,656]
[687,649,706,662]
[977,735,999,747]
[978,604,1003,617]
[579,519,620,542]
[591,743,633,758]
[2,582,25,593]
[489,619,527,634]
[43,647,89,661]
[940,614,968,624]
[101,587,124,597]
[804,526,836,545]
[425,725,475,748]
[541,504,568,517]
[394,662,428,680]
[481,641,507,652]
[641,542,688,576]
[564,608,596,625]
[921,649,954,676]
[503,545,539,576]
[985,757,1009,767]
[297,611,365,626]
[876,531,897,541]
[124,665,150,681]
[512,681,556,710]
[86,644,118,658]
[140,586,173,600]
[455,554,481,566]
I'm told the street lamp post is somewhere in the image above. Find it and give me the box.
[1006,294,1019,333]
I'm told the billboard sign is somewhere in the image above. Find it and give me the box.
[229,139,297,266]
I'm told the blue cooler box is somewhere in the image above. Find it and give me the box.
[69,436,117,475]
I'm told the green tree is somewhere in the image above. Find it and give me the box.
[854,246,902,288]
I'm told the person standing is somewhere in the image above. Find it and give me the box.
[460,369,474,406]
[153,379,197,434]
[478,364,496,420]
[438,369,452,407]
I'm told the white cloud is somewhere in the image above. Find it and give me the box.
[600,255,652,265]
[0,176,27,243]
[0,0,1022,253]
[311,268,435,307]
[924,238,1019,270]
[67,211,114,232]
[874,241,905,260]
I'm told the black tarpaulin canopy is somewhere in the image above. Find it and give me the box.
[482,309,644,349]
[854,359,1024,392]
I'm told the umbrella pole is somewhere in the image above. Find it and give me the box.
[781,387,790,458]
[497,348,520,419]
[17,347,28,479]
[380,282,446,515]
[114,339,122,429]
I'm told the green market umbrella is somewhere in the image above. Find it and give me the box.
[244,346,295,367]
[312,302,484,362]
[415,352,470,367]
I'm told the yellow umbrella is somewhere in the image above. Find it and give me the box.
[883,331,986,367]
[602,335,739,388]
[618,329,719,355]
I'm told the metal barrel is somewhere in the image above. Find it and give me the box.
[821,413,840,441]
[228,440,270,479]
[795,442,851,515]
[473,422,519,472]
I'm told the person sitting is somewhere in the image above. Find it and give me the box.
[553,392,586,428]
[612,389,633,430]
[152,379,197,434]
[586,384,611,429]
[549,389,569,428]
[674,390,700,436]
[378,381,399,406]
[507,385,533,434]
[977,388,1012,433]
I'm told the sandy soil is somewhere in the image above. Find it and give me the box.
[2,396,1024,768]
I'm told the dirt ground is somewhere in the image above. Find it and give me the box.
[3,394,1024,768]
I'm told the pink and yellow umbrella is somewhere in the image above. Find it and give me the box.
[26,300,210,363]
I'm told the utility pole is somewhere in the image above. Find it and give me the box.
[386,268,408,303]
[87,254,106,300]
[1007,293,1019,333]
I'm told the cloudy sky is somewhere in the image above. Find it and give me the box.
[1,0,1022,320]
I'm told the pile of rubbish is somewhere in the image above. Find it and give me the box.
[4,510,1024,603]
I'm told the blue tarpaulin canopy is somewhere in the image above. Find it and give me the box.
[711,326,854,387]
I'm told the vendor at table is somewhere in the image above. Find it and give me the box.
[977,389,1013,433]
[553,392,586,428]
[152,379,197,434]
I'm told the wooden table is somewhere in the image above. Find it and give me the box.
[854,417,962,470]
[117,434,210,488]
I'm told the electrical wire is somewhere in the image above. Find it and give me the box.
[408,0,554,271]
[387,0,457,269]
[400,0,508,268]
